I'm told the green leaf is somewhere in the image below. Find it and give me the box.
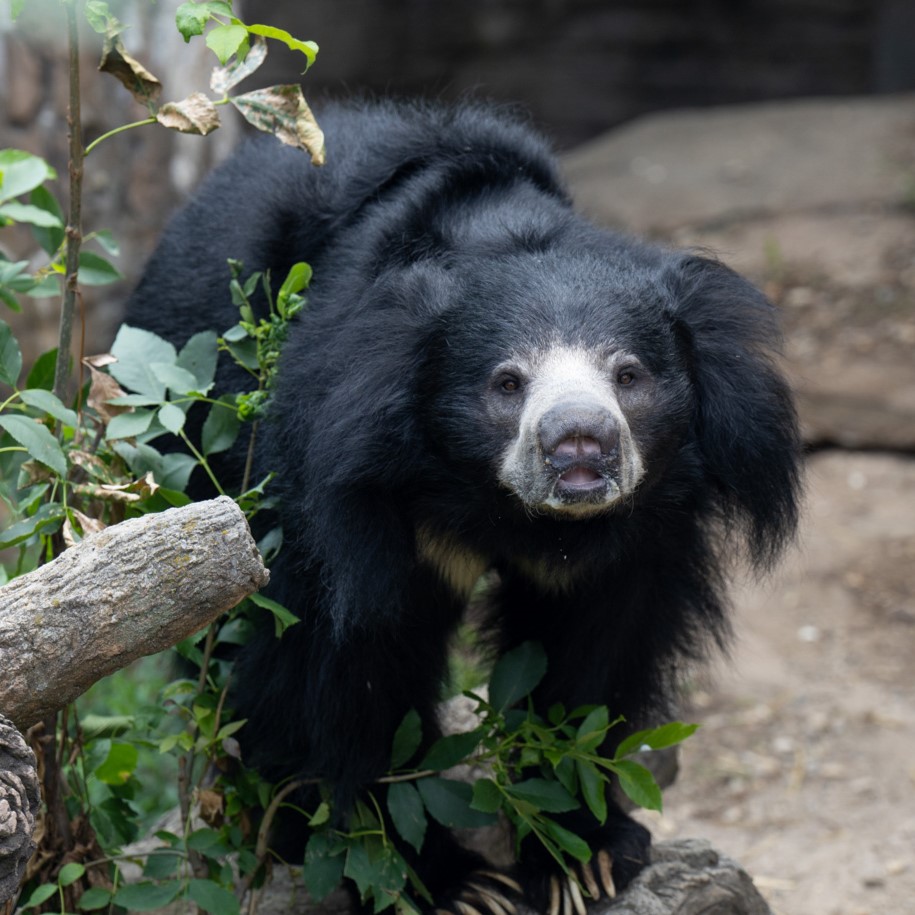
[143,851,180,879]
[540,818,591,863]
[418,727,484,771]
[0,318,23,385]
[20,389,79,428]
[175,1,210,41]
[95,741,138,785]
[21,883,57,908]
[92,228,120,256]
[505,778,578,813]
[78,250,123,285]
[387,781,426,854]
[416,777,497,829]
[160,452,198,491]
[614,721,699,759]
[576,706,609,751]
[156,403,187,435]
[177,330,219,390]
[202,395,240,454]
[105,408,154,441]
[0,201,62,227]
[488,641,547,712]
[248,591,299,636]
[0,149,56,203]
[29,186,66,255]
[151,361,199,396]
[243,23,318,68]
[110,325,177,397]
[187,877,241,915]
[187,827,231,857]
[390,709,422,769]
[0,415,66,476]
[77,886,113,910]
[205,22,248,64]
[611,759,663,812]
[303,832,346,901]
[470,777,503,814]
[279,261,312,300]
[25,348,57,391]
[58,861,86,886]
[0,503,65,549]
[575,760,607,824]
[113,881,182,911]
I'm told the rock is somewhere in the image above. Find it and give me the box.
[563,94,915,450]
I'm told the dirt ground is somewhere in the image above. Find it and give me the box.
[635,450,915,915]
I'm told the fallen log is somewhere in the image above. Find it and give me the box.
[0,496,269,731]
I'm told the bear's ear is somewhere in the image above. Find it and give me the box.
[664,254,802,569]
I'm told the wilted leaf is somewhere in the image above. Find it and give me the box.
[157,92,221,136]
[211,35,267,95]
[230,85,325,165]
[72,508,106,536]
[73,472,159,503]
[98,36,162,109]
[84,0,124,38]
[198,788,225,826]
[83,356,130,423]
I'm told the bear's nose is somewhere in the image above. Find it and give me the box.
[539,402,620,456]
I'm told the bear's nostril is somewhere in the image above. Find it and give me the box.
[552,436,602,458]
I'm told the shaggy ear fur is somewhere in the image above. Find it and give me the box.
[665,254,802,568]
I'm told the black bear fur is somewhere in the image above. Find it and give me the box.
[125,99,801,909]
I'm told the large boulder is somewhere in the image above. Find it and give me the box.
[563,95,915,449]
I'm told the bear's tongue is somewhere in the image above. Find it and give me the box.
[560,466,601,485]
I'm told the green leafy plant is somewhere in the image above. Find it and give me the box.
[294,642,696,915]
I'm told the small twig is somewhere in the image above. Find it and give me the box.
[54,0,84,404]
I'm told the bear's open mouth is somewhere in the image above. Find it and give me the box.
[557,465,605,491]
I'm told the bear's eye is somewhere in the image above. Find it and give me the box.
[500,375,522,393]
[617,369,637,386]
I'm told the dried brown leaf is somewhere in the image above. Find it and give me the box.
[230,85,325,165]
[156,92,221,136]
[198,788,225,826]
[63,509,106,548]
[72,472,159,504]
[98,37,162,109]
[82,357,128,423]
[210,36,268,96]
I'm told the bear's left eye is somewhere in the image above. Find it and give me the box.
[617,369,637,386]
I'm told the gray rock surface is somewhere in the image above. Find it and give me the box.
[563,95,915,449]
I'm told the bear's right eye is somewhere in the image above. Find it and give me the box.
[499,374,522,393]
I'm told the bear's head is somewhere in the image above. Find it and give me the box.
[417,247,696,519]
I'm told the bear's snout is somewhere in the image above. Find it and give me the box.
[538,402,620,458]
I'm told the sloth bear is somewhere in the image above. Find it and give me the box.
[125,100,801,911]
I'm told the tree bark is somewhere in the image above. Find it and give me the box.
[0,496,269,730]
[0,716,40,906]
